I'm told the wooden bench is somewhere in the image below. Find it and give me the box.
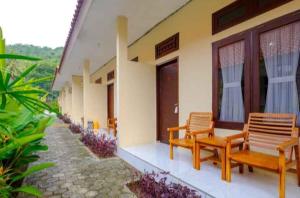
[168,112,214,168]
[226,113,300,198]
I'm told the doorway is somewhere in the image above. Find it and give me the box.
[107,83,114,119]
[157,58,179,144]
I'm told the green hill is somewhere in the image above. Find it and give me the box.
[6,44,63,100]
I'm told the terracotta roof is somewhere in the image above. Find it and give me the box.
[52,0,84,89]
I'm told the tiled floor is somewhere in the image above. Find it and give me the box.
[121,143,300,198]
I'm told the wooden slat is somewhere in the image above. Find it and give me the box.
[249,120,293,127]
[188,112,212,132]
[248,127,292,135]
[250,117,294,123]
[246,113,296,150]
[248,124,292,131]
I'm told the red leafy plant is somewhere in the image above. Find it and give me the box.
[81,132,117,158]
[69,123,83,134]
[128,171,201,198]
[60,114,71,124]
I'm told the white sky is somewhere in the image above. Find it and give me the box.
[0,0,77,48]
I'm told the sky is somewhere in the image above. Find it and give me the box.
[0,0,77,48]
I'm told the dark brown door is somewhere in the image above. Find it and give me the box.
[107,83,114,119]
[157,59,179,144]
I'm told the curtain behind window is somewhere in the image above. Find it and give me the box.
[219,41,245,122]
[260,21,300,114]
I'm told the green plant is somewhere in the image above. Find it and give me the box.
[0,53,54,112]
[0,104,55,197]
[0,27,56,197]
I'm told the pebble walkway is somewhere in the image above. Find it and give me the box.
[18,120,137,198]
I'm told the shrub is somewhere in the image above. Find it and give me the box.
[69,123,83,134]
[130,171,200,198]
[60,114,71,124]
[81,132,116,158]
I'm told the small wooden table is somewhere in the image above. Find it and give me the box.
[194,136,243,181]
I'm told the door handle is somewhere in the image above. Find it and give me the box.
[174,103,179,114]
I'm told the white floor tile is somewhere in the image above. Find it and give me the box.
[120,143,300,198]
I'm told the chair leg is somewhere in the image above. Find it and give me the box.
[279,169,286,198]
[195,143,200,170]
[213,148,218,166]
[226,145,231,182]
[220,148,226,181]
[248,166,254,172]
[295,145,300,186]
[170,143,173,160]
[238,144,244,174]
[279,151,286,198]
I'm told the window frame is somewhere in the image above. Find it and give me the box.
[212,0,292,34]
[212,31,251,130]
[212,10,300,130]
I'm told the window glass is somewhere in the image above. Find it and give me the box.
[218,41,245,122]
[259,21,300,114]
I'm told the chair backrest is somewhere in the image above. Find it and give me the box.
[245,113,296,150]
[187,112,213,132]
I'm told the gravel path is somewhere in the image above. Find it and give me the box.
[18,120,136,198]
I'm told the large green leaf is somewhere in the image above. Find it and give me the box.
[8,64,37,88]
[12,185,42,197]
[0,133,44,159]
[0,54,41,61]
[22,145,48,156]
[11,76,53,88]
[11,162,54,183]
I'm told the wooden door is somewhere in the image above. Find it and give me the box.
[107,83,114,119]
[157,59,179,144]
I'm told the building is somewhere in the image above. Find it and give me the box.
[53,1,300,197]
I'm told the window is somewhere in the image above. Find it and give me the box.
[107,71,115,81]
[155,33,179,59]
[212,33,251,129]
[213,10,300,129]
[212,0,292,34]
[95,77,102,84]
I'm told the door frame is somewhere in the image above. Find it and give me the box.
[156,57,179,142]
[107,83,114,119]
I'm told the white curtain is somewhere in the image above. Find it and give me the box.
[260,21,300,114]
[219,41,245,122]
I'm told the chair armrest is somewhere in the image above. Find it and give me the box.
[167,125,187,132]
[168,125,187,140]
[226,132,247,143]
[277,138,299,152]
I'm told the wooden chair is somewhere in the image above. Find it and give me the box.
[226,113,300,198]
[168,112,214,167]
[107,118,117,136]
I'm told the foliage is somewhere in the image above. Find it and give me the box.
[6,44,63,101]
[81,132,117,158]
[0,104,55,197]
[60,114,71,124]
[0,54,53,112]
[69,123,83,134]
[0,28,56,197]
[129,171,200,198]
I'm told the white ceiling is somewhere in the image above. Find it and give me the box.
[53,0,190,90]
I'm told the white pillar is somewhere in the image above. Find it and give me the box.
[83,59,90,127]
[116,16,128,146]
[116,15,156,147]
[72,76,83,125]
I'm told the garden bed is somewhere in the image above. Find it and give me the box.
[80,131,117,158]
[126,171,201,198]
